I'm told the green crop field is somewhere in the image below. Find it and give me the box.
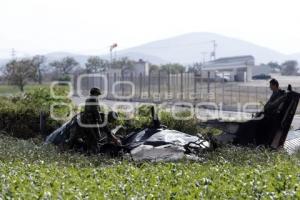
[0,134,300,199]
[0,86,299,199]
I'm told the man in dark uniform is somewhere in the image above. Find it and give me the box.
[255,79,286,146]
[263,79,285,114]
[81,87,121,153]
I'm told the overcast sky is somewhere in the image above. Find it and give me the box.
[0,0,299,58]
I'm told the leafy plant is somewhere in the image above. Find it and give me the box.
[0,87,73,139]
[0,134,300,199]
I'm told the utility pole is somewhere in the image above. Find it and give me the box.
[109,48,113,72]
[11,48,16,60]
[109,43,118,72]
[211,40,217,60]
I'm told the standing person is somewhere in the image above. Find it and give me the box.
[263,79,285,114]
[81,87,120,153]
[257,79,286,146]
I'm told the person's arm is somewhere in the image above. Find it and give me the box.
[104,126,121,145]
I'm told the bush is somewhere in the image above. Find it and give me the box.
[160,110,200,134]
[1,90,215,139]
[0,88,73,139]
[117,105,205,135]
[115,105,153,133]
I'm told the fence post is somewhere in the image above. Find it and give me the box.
[130,72,134,100]
[200,71,203,101]
[113,73,116,98]
[214,72,217,104]
[148,73,151,100]
[168,71,170,94]
[222,73,224,105]
[107,73,110,98]
[194,73,197,102]
[73,73,78,97]
[187,73,190,99]
[121,72,124,97]
[158,70,161,95]
[139,73,142,99]
[207,71,211,95]
[180,72,183,100]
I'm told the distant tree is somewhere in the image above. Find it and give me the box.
[281,60,298,76]
[112,57,135,73]
[32,55,46,84]
[188,62,202,73]
[267,62,281,73]
[149,64,159,74]
[49,57,79,81]
[50,57,79,80]
[3,59,37,91]
[85,56,108,73]
[161,63,185,74]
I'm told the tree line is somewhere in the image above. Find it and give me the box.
[1,56,187,91]
[2,54,297,92]
[267,60,299,76]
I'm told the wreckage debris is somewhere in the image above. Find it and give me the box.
[45,108,210,161]
[46,85,300,161]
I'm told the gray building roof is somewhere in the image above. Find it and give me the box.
[202,55,255,70]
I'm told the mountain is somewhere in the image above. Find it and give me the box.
[0,32,299,66]
[118,32,298,65]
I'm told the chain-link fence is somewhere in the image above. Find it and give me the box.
[75,72,300,113]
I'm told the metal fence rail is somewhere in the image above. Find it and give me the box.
[75,72,300,113]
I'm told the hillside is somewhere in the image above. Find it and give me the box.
[0,33,299,66]
[119,32,297,64]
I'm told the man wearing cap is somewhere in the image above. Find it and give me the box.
[81,87,121,153]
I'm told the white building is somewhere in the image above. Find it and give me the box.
[202,55,254,82]
[107,59,150,76]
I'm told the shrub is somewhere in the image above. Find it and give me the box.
[117,105,203,135]
[115,106,152,133]
[160,110,200,134]
[0,88,73,139]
